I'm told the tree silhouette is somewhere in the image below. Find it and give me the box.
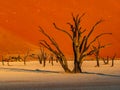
[39,14,112,73]
[111,53,116,67]
[92,39,111,67]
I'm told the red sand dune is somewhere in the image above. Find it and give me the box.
[0,27,39,55]
[0,0,119,57]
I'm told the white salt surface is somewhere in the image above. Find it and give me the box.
[0,60,120,90]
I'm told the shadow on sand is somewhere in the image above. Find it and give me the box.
[1,67,120,77]
[82,71,120,78]
[0,67,60,74]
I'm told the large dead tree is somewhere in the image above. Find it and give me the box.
[39,14,112,73]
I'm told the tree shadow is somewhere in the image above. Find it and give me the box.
[0,67,60,74]
[82,71,120,77]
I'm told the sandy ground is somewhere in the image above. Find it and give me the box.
[0,60,120,90]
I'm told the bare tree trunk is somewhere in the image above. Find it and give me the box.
[23,57,26,65]
[43,59,46,67]
[2,56,4,66]
[61,64,71,73]
[7,59,10,66]
[23,49,30,65]
[49,54,54,66]
[49,59,50,63]
[111,58,114,67]
[96,58,100,67]
[23,56,28,65]
[111,54,116,67]
[56,59,58,63]
[2,60,4,66]
[73,61,82,73]
[96,53,100,67]
[72,44,82,73]
[57,56,71,73]
[51,59,54,66]
[24,60,26,65]
[38,55,42,64]
[43,53,47,67]
[106,56,109,64]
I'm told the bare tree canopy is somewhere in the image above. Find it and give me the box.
[39,13,112,73]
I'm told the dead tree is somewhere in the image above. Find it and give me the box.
[23,49,30,65]
[43,52,47,67]
[2,56,4,66]
[2,56,10,66]
[39,47,48,67]
[54,55,58,63]
[17,55,23,62]
[37,54,42,64]
[49,53,54,66]
[111,54,116,67]
[37,48,47,65]
[103,56,109,64]
[56,58,58,63]
[39,13,112,73]
[92,40,111,67]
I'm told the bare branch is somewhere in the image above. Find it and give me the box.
[81,29,86,34]
[86,49,96,56]
[39,26,61,53]
[53,23,73,40]
[40,40,51,49]
[79,13,86,20]
[40,41,58,55]
[88,33,112,48]
[112,53,116,60]
[72,13,85,32]
[72,13,85,25]
[87,19,103,39]
[99,43,112,49]
[79,36,86,52]
[50,37,64,55]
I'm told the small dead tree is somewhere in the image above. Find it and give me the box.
[111,54,116,67]
[92,40,111,67]
[17,55,23,62]
[37,54,42,64]
[39,14,112,73]
[37,48,47,65]
[2,56,4,66]
[2,55,10,66]
[39,47,48,67]
[23,49,30,65]
[49,53,54,66]
[43,52,47,67]
[103,56,109,65]
[56,58,58,63]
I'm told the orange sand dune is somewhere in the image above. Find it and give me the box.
[0,27,39,55]
[0,0,120,57]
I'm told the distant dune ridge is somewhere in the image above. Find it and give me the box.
[0,27,39,55]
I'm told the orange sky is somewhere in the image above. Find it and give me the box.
[0,0,120,57]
